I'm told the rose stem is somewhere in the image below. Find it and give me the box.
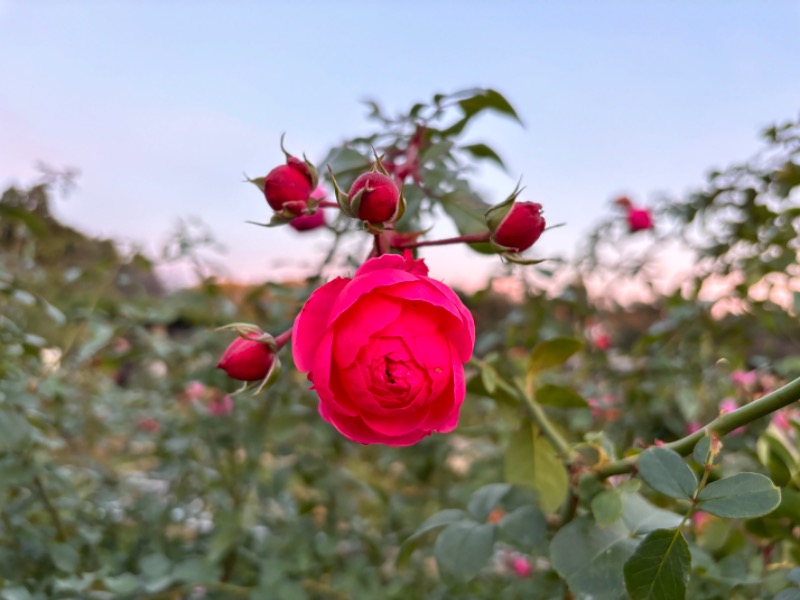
[274,329,292,350]
[593,373,800,479]
[394,231,491,249]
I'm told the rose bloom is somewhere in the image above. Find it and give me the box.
[292,252,475,446]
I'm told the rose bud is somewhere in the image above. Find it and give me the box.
[627,207,653,232]
[289,186,328,232]
[262,135,318,216]
[217,336,276,382]
[292,252,475,446]
[491,201,546,252]
[348,172,401,224]
[327,150,406,227]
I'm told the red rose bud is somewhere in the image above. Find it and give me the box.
[491,201,546,252]
[262,136,318,215]
[217,336,276,382]
[289,209,326,232]
[627,207,653,232]
[348,172,400,224]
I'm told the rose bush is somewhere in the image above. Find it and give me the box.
[292,252,475,446]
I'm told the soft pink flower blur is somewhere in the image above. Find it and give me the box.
[292,252,475,446]
[510,556,532,578]
[685,420,702,435]
[184,380,206,402]
[627,207,653,232]
[209,394,234,416]
[771,408,798,436]
[137,417,160,433]
[731,369,757,389]
[719,397,745,435]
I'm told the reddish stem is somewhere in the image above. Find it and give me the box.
[318,200,340,209]
[274,329,292,350]
[395,232,491,249]
[373,233,387,257]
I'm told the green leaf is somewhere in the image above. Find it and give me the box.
[536,384,588,408]
[103,573,141,595]
[624,528,691,600]
[637,447,698,500]
[498,505,547,548]
[433,521,495,583]
[139,553,171,580]
[396,509,468,567]
[173,557,220,584]
[697,472,781,518]
[0,589,32,600]
[322,147,370,178]
[528,337,583,374]
[592,490,624,527]
[50,543,80,573]
[621,493,683,535]
[775,590,800,600]
[692,434,714,466]
[438,190,493,254]
[551,517,638,600]
[460,143,506,170]
[467,483,511,521]
[457,88,523,125]
[504,423,568,513]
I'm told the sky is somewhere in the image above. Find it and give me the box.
[1,1,799,290]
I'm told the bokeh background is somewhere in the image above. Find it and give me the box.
[3,0,800,288]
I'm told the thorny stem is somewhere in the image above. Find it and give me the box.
[395,231,490,249]
[593,373,800,479]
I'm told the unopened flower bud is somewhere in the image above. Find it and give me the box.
[262,136,318,216]
[348,172,401,224]
[289,185,328,232]
[217,336,276,382]
[491,201,546,252]
[627,207,653,232]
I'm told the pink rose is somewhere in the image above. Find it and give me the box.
[509,555,532,578]
[209,394,234,416]
[292,252,475,446]
[731,370,757,389]
[627,207,653,232]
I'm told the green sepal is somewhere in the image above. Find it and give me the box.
[246,208,295,228]
[253,356,281,395]
[327,165,356,218]
[243,173,265,193]
[279,132,291,161]
[349,186,366,220]
[489,237,517,254]
[502,253,548,265]
[363,221,385,235]
[394,181,407,223]
[485,180,524,232]
[302,153,319,188]
[371,146,391,176]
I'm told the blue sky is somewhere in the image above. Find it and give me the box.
[1,1,799,288]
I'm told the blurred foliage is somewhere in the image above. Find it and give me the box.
[1,93,800,599]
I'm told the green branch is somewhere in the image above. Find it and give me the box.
[522,376,573,460]
[594,373,800,479]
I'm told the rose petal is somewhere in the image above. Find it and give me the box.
[319,401,429,446]
[329,269,418,324]
[292,277,349,372]
[332,294,403,367]
[311,331,359,416]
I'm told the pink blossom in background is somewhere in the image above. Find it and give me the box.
[692,511,712,532]
[685,421,702,434]
[771,408,799,436]
[627,207,653,232]
[510,556,532,578]
[289,186,329,232]
[719,398,745,435]
[184,380,206,402]
[137,417,160,433]
[209,394,234,416]
[730,370,757,389]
